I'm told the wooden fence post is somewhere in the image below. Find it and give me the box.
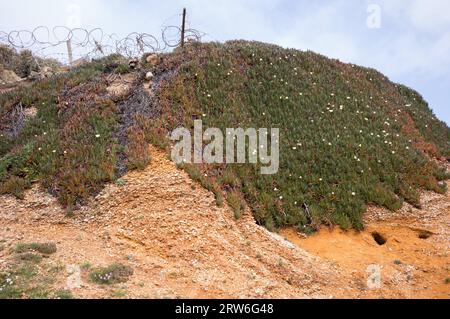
[181,8,186,48]
[66,39,73,66]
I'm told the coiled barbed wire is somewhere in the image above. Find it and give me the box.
[0,23,204,64]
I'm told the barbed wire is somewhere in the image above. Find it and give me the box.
[0,22,204,65]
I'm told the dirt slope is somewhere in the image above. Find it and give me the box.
[282,181,450,299]
[0,145,355,299]
[0,145,448,299]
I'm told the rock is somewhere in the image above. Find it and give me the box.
[41,66,53,78]
[145,71,154,81]
[0,68,22,84]
[107,82,131,97]
[71,58,90,68]
[28,71,44,81]
[129,59,139,69]
[145,54,159,66]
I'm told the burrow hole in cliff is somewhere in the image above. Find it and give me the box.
[372,232,387,245]
[418,230,433,240]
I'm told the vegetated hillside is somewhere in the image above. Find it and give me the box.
[0,44,61,79]
[0,55,124,208]
[151,41,450,231]
[0,41,449,232]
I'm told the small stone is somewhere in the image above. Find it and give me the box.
[128,59,139,69]
[146,54,160,66]
[145,71,154,81]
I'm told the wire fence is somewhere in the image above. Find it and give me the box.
[0,17,204,65]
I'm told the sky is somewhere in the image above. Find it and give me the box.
[0,0,449,125]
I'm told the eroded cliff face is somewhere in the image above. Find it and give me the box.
[1,145,448,299]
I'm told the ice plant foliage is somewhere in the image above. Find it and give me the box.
[0,41,449,232]
[150,41,449,230]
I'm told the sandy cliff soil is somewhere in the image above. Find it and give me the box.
[0,146,448,299]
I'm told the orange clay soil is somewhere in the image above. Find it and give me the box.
[281,185,450,299]
[0,145,449,299]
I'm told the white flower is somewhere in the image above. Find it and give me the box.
[351,192,356,196]
[95,134,101,138]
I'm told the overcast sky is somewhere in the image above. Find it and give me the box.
[0,0,449,124]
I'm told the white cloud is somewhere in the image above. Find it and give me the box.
[408,0,450,32]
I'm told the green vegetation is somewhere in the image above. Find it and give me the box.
[0,44,60,78]
[1,41,449,232]
[227,190,246,219]
[89,263,133,285]
[55,289,74,299]
[114,63,130,75]
[0,55,122,208]
[15,242,57,255]
[151,41,449,230]
[0,247,60,299]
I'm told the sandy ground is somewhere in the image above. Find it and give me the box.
[0,145,448,299]
[281,184,450,299]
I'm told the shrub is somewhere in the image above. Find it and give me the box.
[0,176,30,199]
[55,289,74,299]
[114,64,130,75]
[126,126,151,170]
[17,252,43,263]
[148,40,449,231]
[227,191,246,219]
[89,263,133,285]
[15,242,57,255]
